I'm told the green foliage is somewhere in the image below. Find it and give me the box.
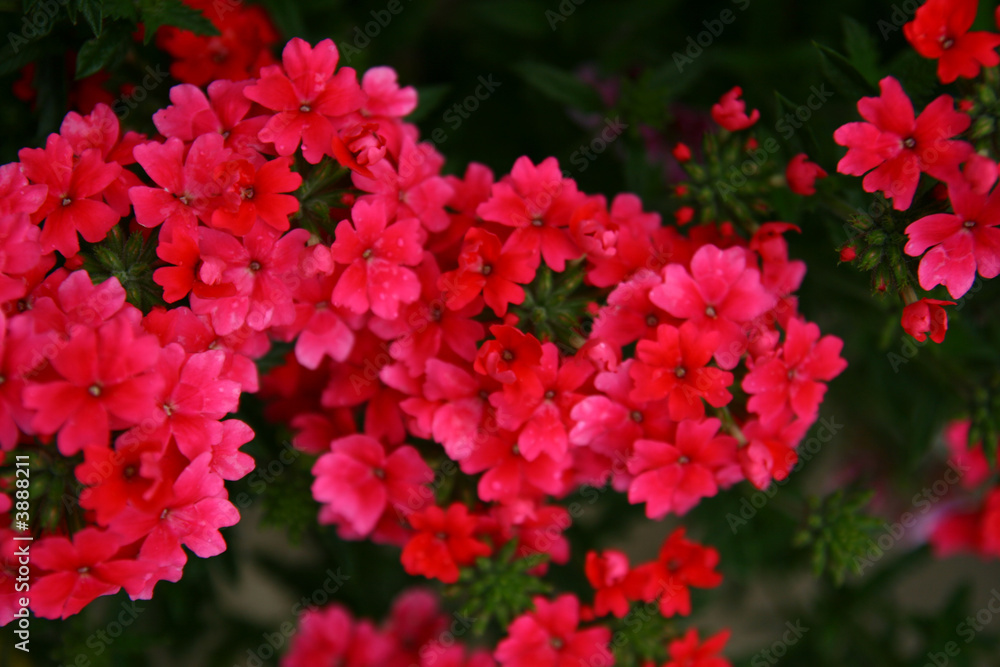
[137,0,218,43]
[794,489,883,586]
[83,224,164,312]
[446,540,552,636]
[509,262,599,351]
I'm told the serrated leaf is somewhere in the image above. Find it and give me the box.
[842,16,880,84]
[79,0,103,36]
[103,0,138,21]
[513,60,604,113]
[138,0,218,44]
[75,23,130,79]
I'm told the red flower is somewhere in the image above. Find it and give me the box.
[439,227,536,316]
[833,76,972,210]
[210,157,302,234]
[476,156,585,271]
[157,4,278,86]
[901,298,955,343]
[491,343,593,462]
[474,325,544,387]
[904,0,1000,84]
[244,38,366,164]
[742,318,847,427]
[75,436,184,525]
[672,142,692,162]
[711,87,759,131]
[494,594,612,667]
[18,134,121,256]
[664,628,732,667]
[904,176,1000,298]
[629,322,734,421]
[330,199,423,320]
[627,418,741,518]
[645,528,724,618]
[785,153,828,196]
[401,503,491,583]
[311,434,433,536]
[585,549,648,618]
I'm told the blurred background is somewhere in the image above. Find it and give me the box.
[2,0,1000,665]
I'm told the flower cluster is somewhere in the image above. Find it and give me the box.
[0,102,261,622]
[1,17,848,664]
[834,0,1000,344]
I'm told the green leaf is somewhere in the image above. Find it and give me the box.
[138,0,218,44]
[841,16,879,84]
[102,0,138,22]
[75,22,130,79]
[813,41,878,100]
[513,60,604,113]
[79,0,103,36]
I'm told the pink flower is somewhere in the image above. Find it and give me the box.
[627,418,740,518]
[311,434,433,536]
[785,153,828,196]
[711,86,759,131]
[282,605,395,667]
[901,298,955,343]
[651,244,776,369]
[904,0,1000,84]
[904,177,1000,298]
[31,529,152,619]
[833,76,972,210]
[243,38,366,164]
[629,322,734,421]
[58,103,144,218]
[476,156,585,271]
[112,453,241,583]
[331,199,423,319]
[742,318,847,426]
[130,134,236,238]
[18,134,121,256]
[352,137,456,233]
[153,80,269,158]
[147,345,243,460]
[0,162,47,216]
[494,594,612,667]
[23,313,163,455]
[189,224,311,335]
[738,416,809,490]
